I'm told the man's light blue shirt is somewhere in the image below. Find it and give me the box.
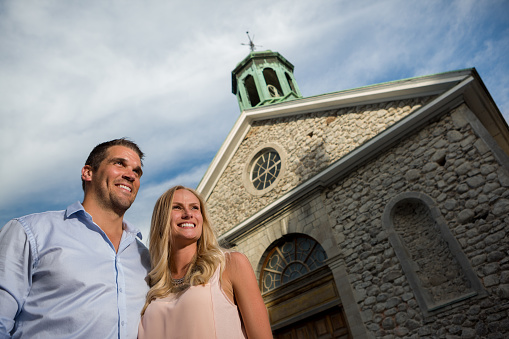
[0,202,150,339]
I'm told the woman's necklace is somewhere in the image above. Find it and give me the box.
[172,276,186,286]
[171,256,196,287]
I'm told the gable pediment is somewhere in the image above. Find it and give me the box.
[197,68,509,238]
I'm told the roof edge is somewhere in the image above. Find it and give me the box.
[197,70,475,199]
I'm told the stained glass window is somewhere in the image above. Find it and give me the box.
[260,236,328,293]
[251,150,281,190]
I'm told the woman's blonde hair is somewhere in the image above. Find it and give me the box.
[141,185,226,315]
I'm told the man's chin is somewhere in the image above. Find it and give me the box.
[112,199,135,216]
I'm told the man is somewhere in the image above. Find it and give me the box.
[0,138,150,339]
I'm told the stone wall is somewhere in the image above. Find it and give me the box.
[392,199,476,307]
[323,104,509,338]
[231,193,339,275]
[207,96,434,234]
[209,91,509,337]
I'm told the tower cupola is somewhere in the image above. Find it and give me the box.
[232,50,302,111]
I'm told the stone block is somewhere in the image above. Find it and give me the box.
[492,199,509,216]
[451,107,470,129]
[496,284,509,299]
[458,209,475,224]
[474,139,490,155]
[483,274,500,287]
[381,317,395,330]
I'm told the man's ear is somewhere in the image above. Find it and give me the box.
[81,165,93,183]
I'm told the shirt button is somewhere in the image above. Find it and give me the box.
[121,321,125,326]
[119,288,123,292]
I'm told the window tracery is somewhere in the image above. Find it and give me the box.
[251,149,281,190]
[260,235,327,293]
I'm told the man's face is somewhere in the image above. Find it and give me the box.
[84,145,143,215]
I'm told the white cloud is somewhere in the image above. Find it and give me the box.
[0,0,507,228]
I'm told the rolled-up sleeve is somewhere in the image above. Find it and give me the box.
[0,220,33,338]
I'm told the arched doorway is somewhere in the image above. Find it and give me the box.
[259,234,351,338]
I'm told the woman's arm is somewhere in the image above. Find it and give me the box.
[227,252,273,339]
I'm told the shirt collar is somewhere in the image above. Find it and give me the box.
[65,201,143,240]
[122,218,144,240]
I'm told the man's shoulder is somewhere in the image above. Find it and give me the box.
[15,202,83,225]
[1,210,69,261]
[16,209,67,226]
[12,203,85,236]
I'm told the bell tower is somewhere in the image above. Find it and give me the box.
[232,50,302,111]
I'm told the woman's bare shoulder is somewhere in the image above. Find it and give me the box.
[225,251,251,272]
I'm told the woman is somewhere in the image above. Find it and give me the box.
[139,185,273,339]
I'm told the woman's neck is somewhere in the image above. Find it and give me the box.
[170,243,197,278]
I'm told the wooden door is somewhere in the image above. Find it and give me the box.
[273,306,350,339]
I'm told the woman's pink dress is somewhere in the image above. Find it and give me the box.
[138,267,247,339]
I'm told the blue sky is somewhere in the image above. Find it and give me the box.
[1,0,508,241]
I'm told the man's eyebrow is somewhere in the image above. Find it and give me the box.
[110,157,143,176]
[110,157,127,163]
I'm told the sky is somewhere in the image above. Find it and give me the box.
[1,0,508,243]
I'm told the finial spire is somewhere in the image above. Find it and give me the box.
[241,31,261,52]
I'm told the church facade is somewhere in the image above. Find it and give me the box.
[197,51,509,338]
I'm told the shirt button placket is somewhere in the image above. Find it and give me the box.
[116,255,127,339]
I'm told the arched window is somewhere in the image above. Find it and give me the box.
[260,235,327,293]
[383,193,484,315]
[244,75,260,107]
[263,68,283,97]
[285,72,296,92]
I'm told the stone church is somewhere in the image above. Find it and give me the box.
[196,50,509,338]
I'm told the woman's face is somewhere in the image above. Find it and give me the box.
[170,189,203,246]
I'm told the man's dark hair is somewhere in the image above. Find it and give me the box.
[81,138,144,191]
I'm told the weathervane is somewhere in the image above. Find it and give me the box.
[241,31,262,52]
